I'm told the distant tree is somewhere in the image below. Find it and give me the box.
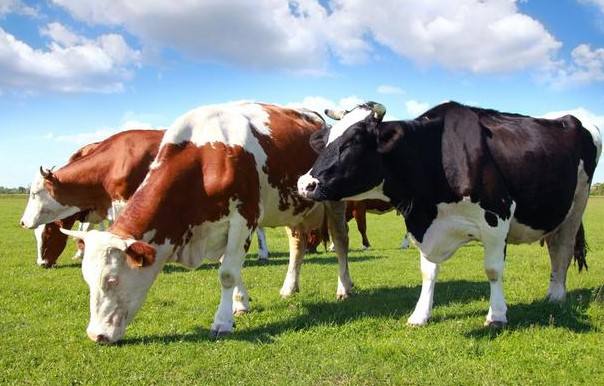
[0,186,29,194]
[591,183,604,196]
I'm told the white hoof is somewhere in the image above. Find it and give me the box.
[279,284,299,298]
[407,313,430,326]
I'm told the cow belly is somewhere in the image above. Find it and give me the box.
[506,219,546,244]
[173,221,229,268]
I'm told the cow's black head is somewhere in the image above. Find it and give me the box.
[298,101,402,201]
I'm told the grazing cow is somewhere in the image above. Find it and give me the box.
[23,130,164,266]
[33,141,105,267]
[58,102,351,343]
[298,101,601,327]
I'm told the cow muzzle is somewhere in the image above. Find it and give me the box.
[297,173,320,199]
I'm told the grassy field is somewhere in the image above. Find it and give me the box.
[1,195,603,385]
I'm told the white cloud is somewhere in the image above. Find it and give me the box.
[377,84,404,95]
[579,0,604,13]
[42,120,158,145]
[51,0,563,76]
[0,23,140,93]
[328,0,561,73]
[287,95,364,114]
[405,100,430,117]
[546,44,604,88]
[51,0,330,73]
[542,107,604,130]
[0,0,38,17]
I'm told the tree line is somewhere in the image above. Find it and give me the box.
[0,186,28,194]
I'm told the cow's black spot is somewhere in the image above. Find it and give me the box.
[484,212,498,227]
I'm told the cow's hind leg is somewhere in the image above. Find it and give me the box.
[210,219,250,337]
[279,226,307,298]
[407,253,439,326]
[545,218,587,303]
[256,227,269,262]
[483,237,508,327]
[326,201,353,299]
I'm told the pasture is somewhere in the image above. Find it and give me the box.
[1,194,603,385]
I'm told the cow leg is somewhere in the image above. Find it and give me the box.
[400,232,410,249]
[326,201,353,299]
[483,238,508,327]
[256,227,269,262]
[353,203,370,250]
[407,253,439,326]
[544,197,588,302]
[279,226,306,298]
[210,220,249,337]
[34,225,48,267]
[232,274,250,316]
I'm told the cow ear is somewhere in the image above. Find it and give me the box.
[309,128,329,153]
[125,241,156,268]
[375,122,404,153]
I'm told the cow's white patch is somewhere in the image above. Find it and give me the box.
[507,220,546,244]
[21,172,80,229]
[341,181,390,201]
[326,106,372,145]
[584,123,602,160]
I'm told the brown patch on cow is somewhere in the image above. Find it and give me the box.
[43,130,164,215]
[111,142,260,250]
[40,212,81,266]
[251,105,324,215]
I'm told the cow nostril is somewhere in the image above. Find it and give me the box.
[306,181,317,192]
[20,220,25,228]
[95,334,109,343]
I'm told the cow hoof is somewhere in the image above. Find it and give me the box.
[336,292,352,300]
[233,309,248,317]
[72,255,83,261]
[209,329,232,339]
[257,257,269,265]
[484,320,507,329]
[407,314,430,326]
[361,245,370,251]
[38,261,54,269]
[280,285,299,298]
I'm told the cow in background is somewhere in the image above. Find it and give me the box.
[299,101,600,327]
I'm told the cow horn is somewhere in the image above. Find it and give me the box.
[369,102,386,121]
[39,166,53,179]
[325,109,346,120]
[60,228,87,240]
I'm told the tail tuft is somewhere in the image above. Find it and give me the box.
[573,222,588,272]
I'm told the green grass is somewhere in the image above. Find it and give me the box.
[1,195,603,385]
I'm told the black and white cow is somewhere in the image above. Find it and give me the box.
[298,101,601,327]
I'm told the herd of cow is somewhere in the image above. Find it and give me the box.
[19,100,601,344]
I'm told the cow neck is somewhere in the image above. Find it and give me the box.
[381,118,458,216]
[254,105,323,215]
[110,141,261,252]
[46,153,113,211]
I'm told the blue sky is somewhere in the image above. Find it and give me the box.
[1,0,604,187]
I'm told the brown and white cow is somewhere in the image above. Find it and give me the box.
[24,130,164,266]
[47,102,349,343]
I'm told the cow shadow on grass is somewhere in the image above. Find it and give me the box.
[120,279,487,345]
[464,288,599,340]
[160,254,385,273]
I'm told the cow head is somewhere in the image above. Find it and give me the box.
[298,101,395,201]
[20,167,80,229]
[60,229,158,344]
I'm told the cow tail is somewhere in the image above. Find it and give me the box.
[573,222,588,272]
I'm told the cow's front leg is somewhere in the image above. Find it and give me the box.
[408,253,439,326]
[211,221,249,338]
[483,239,508,327]
[279,226,306,298]
[326,201,353,299]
